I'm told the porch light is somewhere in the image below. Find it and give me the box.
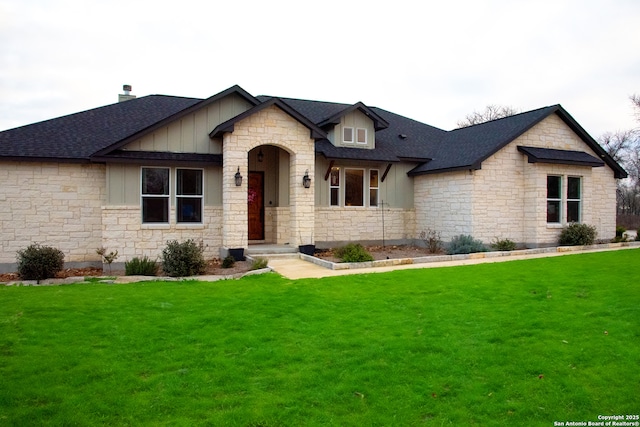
[234,167,242,186]
[258,149,264,162]
[303,169,311,188]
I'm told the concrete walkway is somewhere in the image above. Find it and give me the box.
[267,244,640,280]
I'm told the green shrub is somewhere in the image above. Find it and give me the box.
[16,243,65,282]
[636,228,640,241]
[221,255,235,268]
[558,223,597,246]
[490,238,517,251]
[335,243,374,263]
[447,235,487,255]
[125,256,159,276]
[615,225,626,238]
[250,257,269,270]
[161,239,206,277]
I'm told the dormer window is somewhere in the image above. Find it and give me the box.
[343,127,354,143]
[356,128,367,144]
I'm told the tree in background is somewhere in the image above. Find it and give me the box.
[600,94,640,221]
[456,104,520,128]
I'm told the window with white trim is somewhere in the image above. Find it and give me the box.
[356,128,367,144]
[142,167,170,223]
[567,176,581,223]
[546,175,582,224]
[547,175,561,223]
[176,168,203,223]
[330,167,340,206]
[343,127,354,144]
[369,169,379,207]
[345,168,364,206]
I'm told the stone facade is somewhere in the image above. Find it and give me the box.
[101,206,223,262]
[0,162,105,272]
[314,207,416,247]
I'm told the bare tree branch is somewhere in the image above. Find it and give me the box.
[456,105,520,128]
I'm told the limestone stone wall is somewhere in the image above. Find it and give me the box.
[413,170,475,242]
[101,206,223,262]
[314,207,416,246]
[0,162,105,271]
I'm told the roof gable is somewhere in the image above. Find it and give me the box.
[317,102,389,131]
[210,98,327,140]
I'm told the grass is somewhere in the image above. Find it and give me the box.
[1,249,639,426]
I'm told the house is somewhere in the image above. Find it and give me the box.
[0,85,627,272]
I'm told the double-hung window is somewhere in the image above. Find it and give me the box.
[369,170,379,207]
[546,176,562,223]
[330,167,340,206]
[343,127,354,144]
[566,177,581,223]
[176,169,203,223]
[546,175,582,224]
[142,167,170,223]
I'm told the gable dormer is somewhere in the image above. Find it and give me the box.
[319,102,389,149]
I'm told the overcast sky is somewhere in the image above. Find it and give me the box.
[1,0,639,138]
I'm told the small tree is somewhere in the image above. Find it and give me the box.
[456,105,520,128]
[96,247,119,275]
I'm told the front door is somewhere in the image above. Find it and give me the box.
[248,172,264,240]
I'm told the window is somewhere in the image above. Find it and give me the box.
[369,169,379,207]
[176,169,203,223]
[356,128,367,144]
[142,167,170,223]
[330,167,340,206]
[547,176,561,223]
[343,127,354,144]
[547,175,582,224]
[567,177,581,223]
[345,168,364,206]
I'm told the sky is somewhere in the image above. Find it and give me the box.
[1,0,639,138]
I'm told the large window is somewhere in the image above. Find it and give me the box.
[176,169,203,223]
[345,168,364,206]
[547,175,582,224]
[142,167,170,223]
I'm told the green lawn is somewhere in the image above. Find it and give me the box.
[1,250,638,426]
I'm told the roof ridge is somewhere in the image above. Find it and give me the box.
[453,104,560,131]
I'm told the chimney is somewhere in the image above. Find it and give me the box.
[118,84,136,102]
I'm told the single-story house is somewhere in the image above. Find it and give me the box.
[0,84,627,272]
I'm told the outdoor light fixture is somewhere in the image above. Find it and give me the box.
[234,167,242,186]
[257,149,264,162]
[303,169,311,188]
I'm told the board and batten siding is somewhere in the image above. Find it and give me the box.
[124,94,253,154]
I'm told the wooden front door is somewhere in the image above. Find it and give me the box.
[248,172,264,240]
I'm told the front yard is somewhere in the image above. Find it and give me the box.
[1,249,638,426]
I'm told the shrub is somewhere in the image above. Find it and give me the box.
[447,235,487,255]
[125,256,159,276]
[419,229,443,253]
[490,238,517,251]
[558,223,597,246]
[221,255,235,268]
[636,228,640,242]
[335,243,374,263]
[250,257,269,270]
[16,243,65,282]
[615,225,626,238]
[161,239,206,277]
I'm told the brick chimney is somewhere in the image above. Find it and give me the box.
[118,84,136,102]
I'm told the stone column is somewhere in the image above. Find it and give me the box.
[222,133,248,250]
[289,152,315,247]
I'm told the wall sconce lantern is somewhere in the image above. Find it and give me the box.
[234,167,242,186]
[257,149,264,162]
[303,169,311,188]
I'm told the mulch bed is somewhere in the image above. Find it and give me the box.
[315,245,439,263]
[0,258,253,283]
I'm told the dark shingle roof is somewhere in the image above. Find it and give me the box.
[0,85,626,178]
[0,95,201,161]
